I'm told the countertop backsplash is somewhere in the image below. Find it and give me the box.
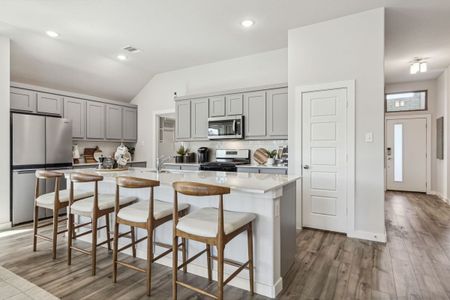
[73,141,136,163]
[175,140,287,164]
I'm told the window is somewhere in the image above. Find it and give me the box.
[385,90,427,113]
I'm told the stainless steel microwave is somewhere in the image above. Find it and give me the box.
[208,116,244,140]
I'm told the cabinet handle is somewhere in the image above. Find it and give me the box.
[303,165,310,170]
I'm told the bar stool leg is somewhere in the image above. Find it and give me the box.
[67,212,74,265]
[172,235,178,300]
[52,210,58,259]
[247,223,254,295]
[206,244,212,282]
[217,243,225,300]
[131,226,136,258]
[33,204,38,252]
[181,238,187,273]
[146,227,153,296]
[91,217,98,276]
[105,214,111,251]
[112,217,119,283]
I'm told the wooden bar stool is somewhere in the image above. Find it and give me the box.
[67,172,137,275]
[112,176,190,296]
[33,170,94,259]
[172,181,256,300]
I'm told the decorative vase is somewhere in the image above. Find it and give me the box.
[267,158,275,166]
[175,156,183,163]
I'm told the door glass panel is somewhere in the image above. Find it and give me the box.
[394,123,403,182]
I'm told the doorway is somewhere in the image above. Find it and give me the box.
[385,115,430,193]
[155,112,176,164]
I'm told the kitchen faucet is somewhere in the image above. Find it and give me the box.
[156,155,171,172]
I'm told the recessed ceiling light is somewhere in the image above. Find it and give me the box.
[241,20,255,28]
[117,54,128,61]
[46,30,59,38]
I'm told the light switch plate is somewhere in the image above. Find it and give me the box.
[365,132,373,143]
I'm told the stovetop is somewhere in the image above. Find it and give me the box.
[199,149,250,172]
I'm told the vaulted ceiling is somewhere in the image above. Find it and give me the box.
[0,0,449,102]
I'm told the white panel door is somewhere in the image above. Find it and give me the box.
[302,88,347,233]
[386,118,427,192]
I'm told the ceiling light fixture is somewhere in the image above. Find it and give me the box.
[46,30,59,38]
[117,54,127,61]
[241,19,255,28]
[410,57,428,74]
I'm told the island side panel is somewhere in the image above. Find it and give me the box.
[280,181,297,277]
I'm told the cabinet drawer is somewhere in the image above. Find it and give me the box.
[164,165,181,170]
[259,168,287,175]
[37,92,63,115]
[237,167,260,174]
[180,165,200,171]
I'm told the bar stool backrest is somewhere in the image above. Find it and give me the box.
[172,181,230,238]
[116,176,160,224]
[69,172,104,214]
[35,170,64,207]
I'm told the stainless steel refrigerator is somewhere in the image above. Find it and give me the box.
[11,113,73,225]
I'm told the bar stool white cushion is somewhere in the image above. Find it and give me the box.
[118,200,190,223]
[176,207,256,238]
[70,194,137,217]
[36,190,94,209]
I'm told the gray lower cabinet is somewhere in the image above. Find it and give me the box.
[236,167,259,174]
[244,91,267,138]
[180,165,200,171]
[63,97,85,139]
[267,88,288,138]
[164,164,181,170]
[226,94,243,115]
[86,102,105,139]
[10,88,36,112]
[123,107,137,141]
[209,96,225,117]
[129,161,147,168]
[237,166,288,175]
[106,104,123,140]
[37,92,63,115]
[191,98,209,139]
[176,101,191,140]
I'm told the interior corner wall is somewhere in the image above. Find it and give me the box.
[435,72,448,201]
[0,36,10,228]
[131,48,288,167]
[288,8,386,238]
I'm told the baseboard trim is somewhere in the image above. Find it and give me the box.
[429,191,448,203]
[0,222,12,231]
[347,229,386,243]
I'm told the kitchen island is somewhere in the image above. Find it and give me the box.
[62,168,300,298]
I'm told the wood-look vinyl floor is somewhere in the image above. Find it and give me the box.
[1,191,450,299]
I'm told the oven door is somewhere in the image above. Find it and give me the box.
[208,116,243,140]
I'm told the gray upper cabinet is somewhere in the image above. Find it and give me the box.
[191,98,209,139]
[86,102,105,139]
[37,93,63,115]
[209,96,225,117]
[10,88,36,112]
[106,104,123,140]
[176,100,191,140]
[123,107,137,141]
[267,88,288,138]
[244,91,267,138]
[63,97,85,139]
[226,94,243,116]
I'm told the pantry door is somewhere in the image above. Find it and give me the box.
[302,88,348,233]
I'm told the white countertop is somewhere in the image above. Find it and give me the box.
[164,162,288,169]
[64,167,300,194]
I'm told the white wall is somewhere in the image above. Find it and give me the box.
[131,48,288,166]
[436,71,448,200]
[0,37,10,228]
[385,80,440,195]
[288,8,386,240]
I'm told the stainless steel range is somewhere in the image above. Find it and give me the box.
[199,149,250,172]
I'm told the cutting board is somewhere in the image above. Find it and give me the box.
[253,148,269,165]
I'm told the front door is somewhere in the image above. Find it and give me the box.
[302,88,347,233]
[386,118,427,192]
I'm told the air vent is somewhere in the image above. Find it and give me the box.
[123,45,141,53]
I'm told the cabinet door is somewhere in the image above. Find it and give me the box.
[267,88,288,137]
[209,96,225,117]
[244,91,267,138]
[10,88,36,112]
[191,98,209,139]
[106,104,123,140]
[237,167,260,174]
[123,107,137,141]
[63,97,85,139]
[176,101,191,140]
[86,101,105,139]
[260,168,288,175]
[226,93,243,115]
[37,92,63,115]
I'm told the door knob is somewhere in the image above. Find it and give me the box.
[303,165,310,169]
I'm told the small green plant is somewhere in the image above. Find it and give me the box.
[176,145,189,156]
[265,149,278,159]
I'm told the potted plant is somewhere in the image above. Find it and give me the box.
[175,145,186,163]
[266,149,278,166]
